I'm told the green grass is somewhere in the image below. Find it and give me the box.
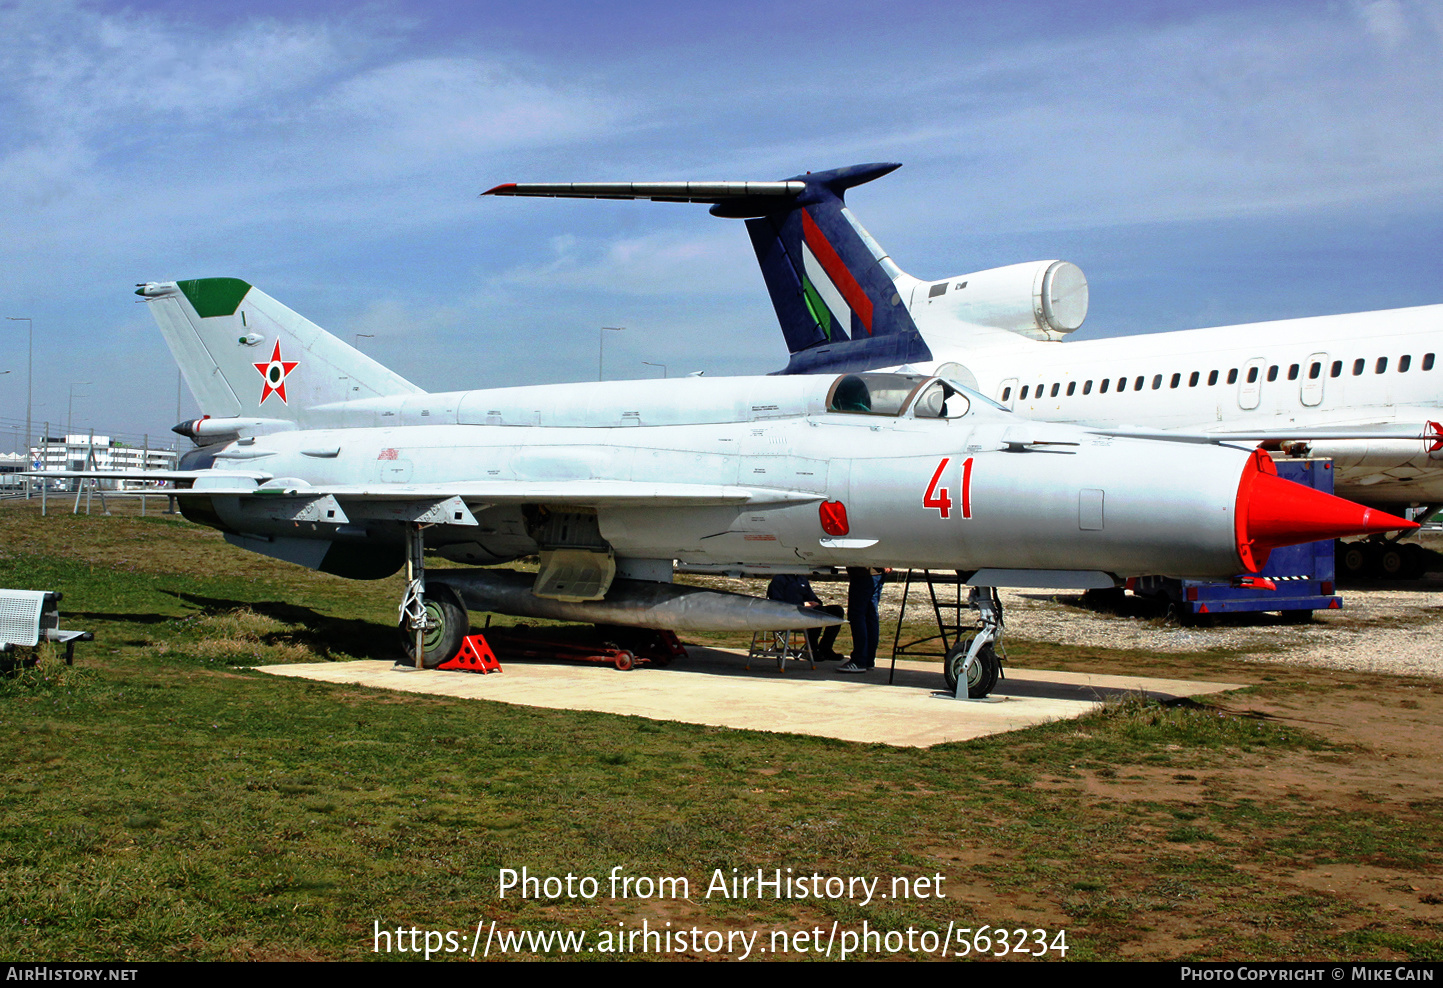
[1,501,1441,961]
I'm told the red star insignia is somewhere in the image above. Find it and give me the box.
[254,340,299,405]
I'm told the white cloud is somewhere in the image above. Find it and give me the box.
[496,228,756,297]
[1356,0,1411,48]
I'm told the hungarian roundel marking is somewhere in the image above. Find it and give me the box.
[254,340,298,405]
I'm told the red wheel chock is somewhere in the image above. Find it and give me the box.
[438,634,503,674]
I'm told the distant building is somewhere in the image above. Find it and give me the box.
[0,452,25,490]
[29,435,177,491]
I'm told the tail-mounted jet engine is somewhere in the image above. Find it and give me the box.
[914,260,1089,342]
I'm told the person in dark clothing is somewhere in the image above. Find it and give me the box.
[765,574,845,661]
[838,567,888,673]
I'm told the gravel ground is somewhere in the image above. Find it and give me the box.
[989,582,1443,678]
[717,572,1443,680]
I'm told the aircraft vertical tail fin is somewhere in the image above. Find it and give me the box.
[483,164,934,374]
[136,278,424,421]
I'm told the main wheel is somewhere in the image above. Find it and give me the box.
[1338,541,1368,579]
[1402,543,1431,579]
[943,636,1000,698]
[1377,545,1407,580]
[398,583,468,668]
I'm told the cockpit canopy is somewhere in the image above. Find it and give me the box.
[826,373,972,419]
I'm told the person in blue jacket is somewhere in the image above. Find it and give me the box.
[765,574,845,662]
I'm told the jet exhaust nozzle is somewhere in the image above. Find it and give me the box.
[1234,448,1417,571]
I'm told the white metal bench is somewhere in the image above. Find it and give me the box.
[0,589,93,666]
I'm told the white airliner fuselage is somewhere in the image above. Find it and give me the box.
[910,303,1443,508]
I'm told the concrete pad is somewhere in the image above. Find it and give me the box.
[256,648,1244,748]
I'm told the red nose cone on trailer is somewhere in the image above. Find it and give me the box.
[1234,448,1418,571]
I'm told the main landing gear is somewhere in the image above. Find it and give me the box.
[1336,537,1437,581]
[941,586,1005,700]
[398,523,470,668]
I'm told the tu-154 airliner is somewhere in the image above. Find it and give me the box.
[486,163,1443,578]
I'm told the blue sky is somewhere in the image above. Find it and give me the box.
[1,0,1440,448]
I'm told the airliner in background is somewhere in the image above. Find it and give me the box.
[486,164,1443,577]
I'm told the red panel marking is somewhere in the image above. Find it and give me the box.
[481,183,518,196]
[1428,420,1443,452]
[819,500,849,536]
[377,448,399,461]
[924,458,952,519]
[802,210,874,333]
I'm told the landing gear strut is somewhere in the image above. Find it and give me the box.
[941,586,1005,699]
[397,523,471,668]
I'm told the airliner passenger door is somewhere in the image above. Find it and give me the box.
[998,378,1018,410]
[1237,357,1266,410]
[1300,352,1328,407]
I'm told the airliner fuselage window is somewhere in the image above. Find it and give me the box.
[1376,357,1388,374]
[1267,365,1279,382]
[1353,359,1365,375]
[1228,368,1239,384]
[1330,361,1342,377]
[1399,355,1412,372]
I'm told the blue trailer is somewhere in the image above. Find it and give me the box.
[1131,456,1341,623]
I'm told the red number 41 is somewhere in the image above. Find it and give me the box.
[924,457,973,519]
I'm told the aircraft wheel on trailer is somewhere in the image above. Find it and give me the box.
[943,636,1000,698]
[613,650,635,672]
[398,583,468,668]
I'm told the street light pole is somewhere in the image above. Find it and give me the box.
[599,326,623,381]
[7,317,32,492]
[642,361,668,378]
[68,382,90,440]
[354,333,374,350]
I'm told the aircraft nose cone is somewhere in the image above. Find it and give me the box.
[1234,448,1417,571]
